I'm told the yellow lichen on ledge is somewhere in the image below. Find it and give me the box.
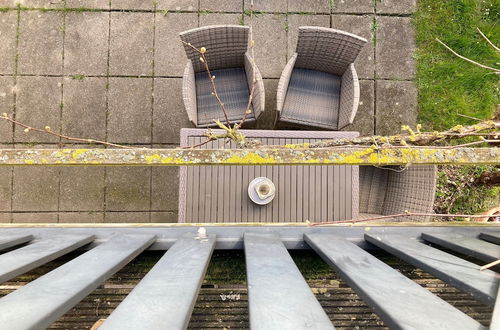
[0,146,498,166]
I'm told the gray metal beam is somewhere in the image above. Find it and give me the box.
[422,233,500,263]
[101,234,216,330]
[305,234,484,330]
[365,233,499,305]
[491,287,500,329]
[479,232,500,245]
[0,234,155,330]
[0,234,32,251]
[0,226,498,250]
[244,233,334,330]
[0,235,94,283]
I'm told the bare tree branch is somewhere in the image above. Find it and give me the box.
[436,38,500,73]
[0,113,134,149]
[477,27,500,52]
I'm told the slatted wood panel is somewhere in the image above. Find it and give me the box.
[179,129,359,223]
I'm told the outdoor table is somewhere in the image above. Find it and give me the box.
[178,129,359,223]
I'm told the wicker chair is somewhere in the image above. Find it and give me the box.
[276,27,367,130]
[179,25,265,128]
[359,165,438,222]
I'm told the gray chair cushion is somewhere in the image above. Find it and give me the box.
[195,67,254,126]
[282,68,341,129]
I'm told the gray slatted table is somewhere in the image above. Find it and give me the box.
[244,233,334,330]
[0,234,32,250]
[305,233,484,330]
[480,232,500,245]
[101,234,216,330]
[422,232,500,263]
[0,234,94,283]
[179,129,359,223]
[0,226,497,329]
[365,233,499,305]
[0,234,155,330]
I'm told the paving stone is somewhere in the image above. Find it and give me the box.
[14,76,62,143]
[59,167,105,211]
[66,0,110,9]
[341,79,374,136]
[104,211,150,223]
[244,0,287,13]
[59,212,104,223]
[151,166,178,211]
[332,0,374,13]
[0,76,14,143]
[200,0,242,12]
[153,78,192,144]
[0,164,12,212]
[250,14,287,78]
[151,211,177,223]
[105,167,151,211]
[256,78,278,129]
[17,0,64,8]
[12,166,59,211]
[156,0,197,11]
[62,77,107,141]
[64,12,109,76]
[154,12,197,76]
[287,14,330,59]
[199,13,242,26]
[331,14,374,79]
[0,1,16,8]
[12,212,58,223]
[108,77,152,143]
[0,212,11,223]
[376,16,415,80]
[18,11,64,75]
[0,11,17,75]
[375,80,417,135]
[110,0,154,10]
[109,12,154,76]
[377,0,416,14]
[288,0,331,13]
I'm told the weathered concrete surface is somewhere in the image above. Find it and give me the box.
[62,77,107,141]
[377,0,417,14]
[376,80,418,135]
[14,76,62,143]
[0,2,419,223]
[376,16,416,80]
[109,12,154,76]
[0,11,17,75]
[64,12,109,76]
[18,11,63,75]
[250,14,287,78]
[342,80,374,136]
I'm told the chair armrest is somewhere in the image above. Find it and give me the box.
[382,165,438,221]
[244,52,265,119]
[276,53,298,114]
[338,63,360,129]
[182,60,197,126]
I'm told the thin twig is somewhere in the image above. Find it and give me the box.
[310,211,499,226]
[0,113,134,149]
[182,41,231,126]
[457,113,483,121]
[479,259,500,271]
[436,38,500,73]
[477,27,500,52]
[181,137,214,149]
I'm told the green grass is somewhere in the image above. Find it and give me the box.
[414,0,499,131]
